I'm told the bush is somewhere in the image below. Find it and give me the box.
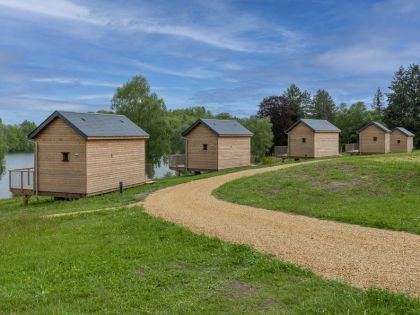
[261,156,276,165]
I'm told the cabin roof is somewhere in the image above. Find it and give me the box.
[392,127,415,137]
[285,119,341,133]
[357,121,391,134]
[182,119,253,137]
[28,111,150,139]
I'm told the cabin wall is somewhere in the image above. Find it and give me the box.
[359,125,390,153]
[186,124,218,170]
[390,130,409,152]
[35,117,87,194]
[407,137,414,152]
[86,139,146,195]
[288,122,315,157]
[218,136,251,170]
[314,132,339,157]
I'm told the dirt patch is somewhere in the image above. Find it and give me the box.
[134,192,150,200]
[224,280,256,298]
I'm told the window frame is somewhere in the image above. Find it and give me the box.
[202,144,208,151]
[302,137,306,143]
[62,152,70,162]
[373,137,377,142]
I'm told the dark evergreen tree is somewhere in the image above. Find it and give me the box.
[282,84,311,121]
[257,96,293,146]
[308,89,336,121]
[372,87,385,115]
[384,64,420,147]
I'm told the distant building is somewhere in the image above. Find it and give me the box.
[179,119,253,171]
[11,111,149,199]
[390,127,414,152]
[285,119,341,158]
[358,121,390,154]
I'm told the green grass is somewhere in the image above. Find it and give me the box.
[214,151,420,234]
[0,158,419,314]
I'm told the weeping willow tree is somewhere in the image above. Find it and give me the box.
[0,118,7,175]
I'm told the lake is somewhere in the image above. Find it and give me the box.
[0,153,174,200]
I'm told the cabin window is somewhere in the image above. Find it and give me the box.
[62,152,70,162]
[373,137,377,142]
[203,144,208,150]
[302,138,306,143]
[397,139,401,144]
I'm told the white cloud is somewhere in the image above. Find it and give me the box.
[0,96,94,112]
[31,77,120,88]
[132,60,219,79]
[0,0,302,53]
[316,43,420,74]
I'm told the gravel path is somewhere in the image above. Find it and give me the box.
[144,161,420,297]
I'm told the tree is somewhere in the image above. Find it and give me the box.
[166,106,214,154]
[0,119,6,174]
[384,64,420,147]
[282,84,311,121]
[239,116,273,162]
[111,75,171,165]
[334,102,376,144]
[372,88,385,116]
[308,89,336,121]
[257,96,292,146]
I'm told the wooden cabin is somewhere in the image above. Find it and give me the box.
[10,111,149,200]
[358,121,390,154]
[390,127,414,152]
[175,119,252,172]
[285,119,341,158]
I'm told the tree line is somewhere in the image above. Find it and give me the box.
[1,63,418,171]
[0,120,37,173]
[257,64,420,149]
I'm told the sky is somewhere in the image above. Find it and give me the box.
[0,0,419,125]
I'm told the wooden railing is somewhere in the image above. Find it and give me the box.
[9,168,35,192]
[168,154,186,170]
[274,146,288,157]
[345,143,359,153]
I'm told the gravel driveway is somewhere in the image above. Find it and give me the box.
[144,161,420,297]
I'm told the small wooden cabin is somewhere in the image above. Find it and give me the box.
[14,111,149,199]
[390,127,414,152]
[285,119,341,158]
[180,119,252,171]
[358,121,390,154]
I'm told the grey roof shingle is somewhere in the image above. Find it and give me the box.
[182,119,253,137]
[392,127,415,137]
[285,119,341,133]
[357,121,391,134]
[28,111,149,139]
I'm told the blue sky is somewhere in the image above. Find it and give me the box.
[0,0,419,124]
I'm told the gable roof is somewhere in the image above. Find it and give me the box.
[285,119,341,133]
[357,121,390,134]
[182,119,253,137]
[392,127,415,137]
[28,111,149,139]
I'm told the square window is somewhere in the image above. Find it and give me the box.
[203,144,208,150]
[397,139,401,144]
[373,137,377,142]
[62,152,69,162]
[302,138,306,143]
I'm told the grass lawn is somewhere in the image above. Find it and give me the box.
[0,158,419,313]
[214,151,420,235]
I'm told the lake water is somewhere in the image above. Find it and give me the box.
[0,153,174,200]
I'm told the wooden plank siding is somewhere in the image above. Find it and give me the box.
[186,124,218,170]
[86,139,146,195]
[314,132,339,157]
[359,125,390,154]
[217,136,251,170]
[287,122,315,157]
[390,130,413,152]
[34,117,87,194]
